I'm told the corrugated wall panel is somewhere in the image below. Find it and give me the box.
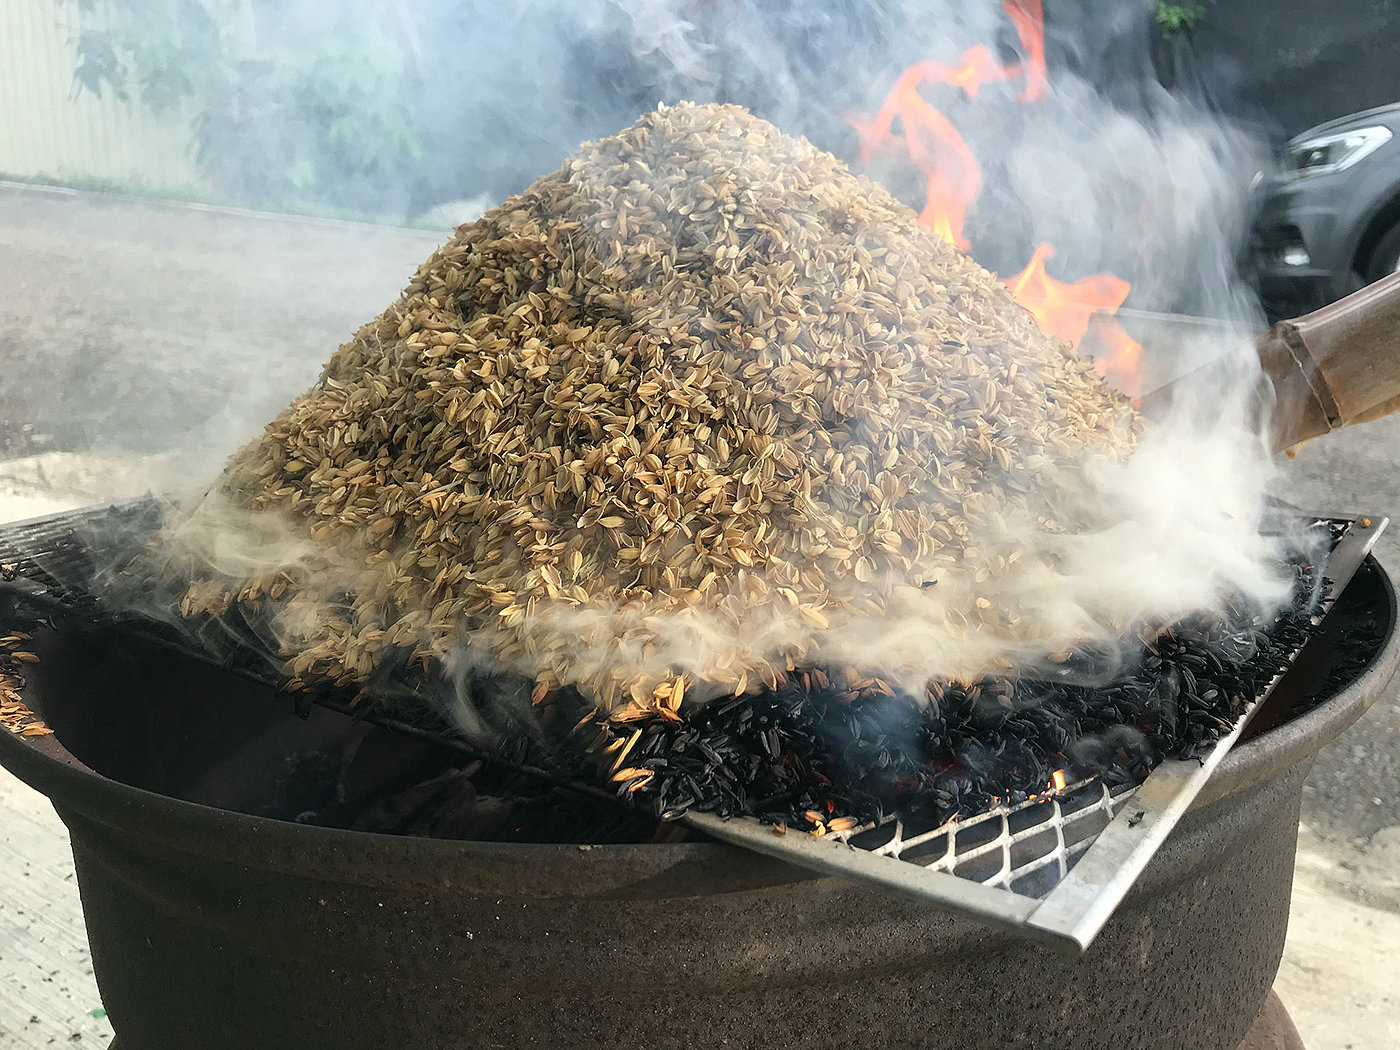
[0,0,209,194]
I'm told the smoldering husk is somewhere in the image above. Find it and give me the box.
[175,101,1155,713]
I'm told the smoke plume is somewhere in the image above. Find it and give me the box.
[65,1,1300,730]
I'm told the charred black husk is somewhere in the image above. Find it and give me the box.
[565,547,1326,833]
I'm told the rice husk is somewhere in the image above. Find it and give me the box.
[182,101,1136,714]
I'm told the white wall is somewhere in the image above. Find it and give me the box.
[0,0,209,194]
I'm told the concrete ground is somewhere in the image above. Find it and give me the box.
[0,180,1396,1046]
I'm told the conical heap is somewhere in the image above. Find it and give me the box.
[195,102,1136,714]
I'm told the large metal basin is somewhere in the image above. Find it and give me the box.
[1,558,1396,1050]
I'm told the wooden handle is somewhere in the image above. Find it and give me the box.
[1140,272,1400,454]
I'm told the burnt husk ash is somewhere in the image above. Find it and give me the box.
[569,545,1326,833]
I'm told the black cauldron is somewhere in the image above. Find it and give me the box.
[2,560,1396,1050]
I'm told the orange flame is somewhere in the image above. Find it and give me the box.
[1003,243,1130,346]
[1088,315,1144,404]
[1026,766,1071,804]
[851,1,1047,249]
[851,60,984,249]
[1004,0,1048,101]
[852,0,1141,398]
[1004,245,1143,401]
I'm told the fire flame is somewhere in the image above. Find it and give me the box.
[1004,0,1048,101]
[852,0,1142,399]
[1004,243,1128,347]
[1005,244,1144,401]
[1087,314,1144,405]
[852,60,985,249]
[1021,767,1071,806]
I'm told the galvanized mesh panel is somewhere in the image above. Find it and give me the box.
[688,514,1387,950]
[832,779,1132,897]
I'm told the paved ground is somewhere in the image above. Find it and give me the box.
[1288,425,1400,852]
[0,180,440,477]
[0,180,1395,1047]
[0,767,112,1047]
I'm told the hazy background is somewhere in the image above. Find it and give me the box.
[2,2,1400,1045]
[1,0,1278,467]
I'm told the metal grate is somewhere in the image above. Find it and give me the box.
[0,500,159,589]
[688,513,1388,950]
[851,778,1132,896]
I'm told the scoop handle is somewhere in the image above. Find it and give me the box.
[1262,271,1400,453]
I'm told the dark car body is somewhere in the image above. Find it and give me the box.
[1250,102,1400,319]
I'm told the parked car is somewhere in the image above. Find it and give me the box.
[1249,101,1400,318]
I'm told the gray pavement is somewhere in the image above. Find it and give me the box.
[1289,423,1400,851]
[0,180,440,471]
[0,180,1396,1047]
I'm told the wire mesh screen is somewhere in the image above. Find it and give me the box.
[841,778,1131,897]
[688,512,1387,949]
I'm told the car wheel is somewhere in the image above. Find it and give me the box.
[1365,221,1400,282]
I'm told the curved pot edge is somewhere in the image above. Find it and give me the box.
[1196,558,1400,807]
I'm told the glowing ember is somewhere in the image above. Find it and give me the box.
[852,0,1142,396]
[1051,768,1067,792]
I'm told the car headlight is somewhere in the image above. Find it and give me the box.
[1287,126,1392,177]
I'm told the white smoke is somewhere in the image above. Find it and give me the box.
[51,0,1303,717]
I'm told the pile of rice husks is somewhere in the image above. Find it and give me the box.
[180,101,1136,716]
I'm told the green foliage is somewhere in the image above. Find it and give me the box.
[1154,0,1213,38]
[70,0,218,112]
[65,0,426,217]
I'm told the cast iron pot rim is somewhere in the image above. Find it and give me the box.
[1,556,1396,896]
